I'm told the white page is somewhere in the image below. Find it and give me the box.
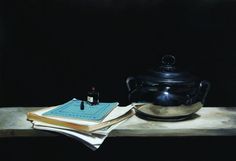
[103,104,134,121]
[33,124,105,150]
[33,120,126,150]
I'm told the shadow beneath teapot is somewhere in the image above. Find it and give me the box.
[136,112,200,122]
[187,113,200,120]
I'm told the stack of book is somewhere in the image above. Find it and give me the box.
[27,98,135,150]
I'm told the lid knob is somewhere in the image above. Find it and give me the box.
[161,55,175,66]
[160,55,176,71]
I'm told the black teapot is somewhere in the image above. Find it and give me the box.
[126,55,210,120]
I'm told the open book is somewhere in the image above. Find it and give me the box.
[27,99,135,133]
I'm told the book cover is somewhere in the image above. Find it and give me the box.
[42,98,119,122]
[27,103,135,132]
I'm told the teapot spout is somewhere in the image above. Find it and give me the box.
[197,80,210,104]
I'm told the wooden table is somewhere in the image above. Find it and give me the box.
[0,107,236,137]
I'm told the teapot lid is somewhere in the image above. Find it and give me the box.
[142,55,197,85]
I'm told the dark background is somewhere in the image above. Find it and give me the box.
[1,136,236,161]
[1,1,236,160]
[1,0,236,107]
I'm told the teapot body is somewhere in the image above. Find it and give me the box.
[126,55,210,120]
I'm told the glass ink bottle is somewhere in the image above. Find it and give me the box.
[87,86,99,105]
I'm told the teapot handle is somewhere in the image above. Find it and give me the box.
[198,80,211,104]
[126,77,137,92]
